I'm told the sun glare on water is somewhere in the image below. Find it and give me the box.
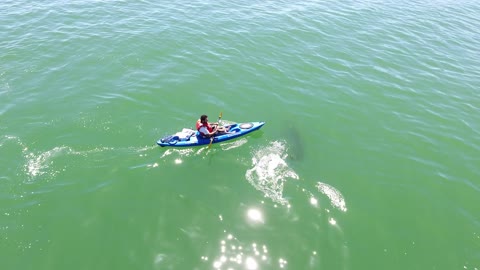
[247,208,263,223]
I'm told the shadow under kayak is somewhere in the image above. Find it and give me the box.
[157,122,265,147]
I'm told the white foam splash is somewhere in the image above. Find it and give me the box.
[316,182,347,212]
[24,146,72,179]
[22,145,117,181]
[245,141,298,205]
[160,148,195,158]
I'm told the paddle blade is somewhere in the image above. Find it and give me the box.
[217,112,223,126]
[208,137,213,149]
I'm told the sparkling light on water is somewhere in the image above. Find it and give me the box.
[310,197,318,206]
[247,208,263,223]
[206,232,286,270]
[329,218,337,225]
[245,257,258,269]
[279,258,288,268]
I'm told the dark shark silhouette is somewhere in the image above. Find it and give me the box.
[284,123,304,161]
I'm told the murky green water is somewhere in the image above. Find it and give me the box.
[1,1,479,269]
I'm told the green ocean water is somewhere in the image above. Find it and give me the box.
[1,0,480,269]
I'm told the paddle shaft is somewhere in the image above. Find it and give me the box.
[208,112,222,149]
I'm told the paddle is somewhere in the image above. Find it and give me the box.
[208,112,223,149]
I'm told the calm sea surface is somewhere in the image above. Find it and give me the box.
[1,1,480,269]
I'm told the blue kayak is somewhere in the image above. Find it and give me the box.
[157,122,265,147]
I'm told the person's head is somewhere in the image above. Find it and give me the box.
[200,115,208,123]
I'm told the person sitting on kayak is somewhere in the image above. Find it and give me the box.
[196,115,218,137]
[196,114,232,137]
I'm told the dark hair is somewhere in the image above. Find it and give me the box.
[200,115,208,123]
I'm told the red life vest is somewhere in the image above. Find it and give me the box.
[196,120,212,135]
